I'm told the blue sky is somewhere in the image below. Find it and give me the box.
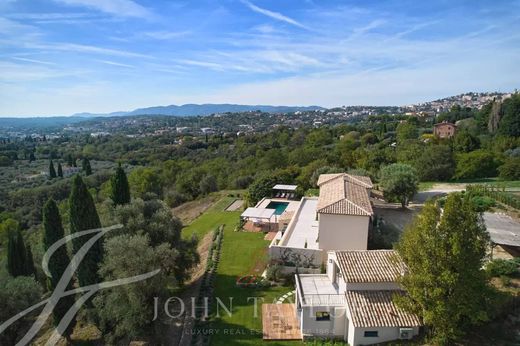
[0,0,519,116]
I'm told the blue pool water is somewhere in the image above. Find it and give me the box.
[266,201,289,215]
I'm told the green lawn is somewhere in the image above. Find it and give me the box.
[181,196,241,240]
[182,195,300,345]
[419,178,520,191]
[210,226,299,346]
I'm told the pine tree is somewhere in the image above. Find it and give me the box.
[110,163,131,205]
[49,159,57,179]
[69,175,102,286]
[43,198,77,338]
[57,162,63,178]
[82,158,92,176]
[7,229,29,277]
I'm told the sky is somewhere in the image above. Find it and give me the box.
[0,0,519,116]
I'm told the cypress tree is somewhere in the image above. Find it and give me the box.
[29,152,35,161]
[49,159,57,179]
[57,162,63,178]
[67,154,74,167]
[82,158,92,176]
[43,198,77,338]
[25,244,35,278]
[69,175,102,286]
[7,229,28,277]
[110,163,131,205]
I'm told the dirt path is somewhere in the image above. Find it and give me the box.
[173,195,220,224]
[165,232,214,346]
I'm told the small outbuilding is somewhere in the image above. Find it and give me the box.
[272,184,298,199]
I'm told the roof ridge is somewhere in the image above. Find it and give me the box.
[336,249,396,253]
[345,173,372,188]
[317,173,345,186]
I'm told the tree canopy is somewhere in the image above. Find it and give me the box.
[379,163,419,208]
[69,174,102,287]
[110,163,131,205]
[43,198,77,338]
[395,193,491,344]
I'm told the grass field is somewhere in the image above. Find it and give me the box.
[181,195,300,345]
[419,178,520,191]
[181,196,241,240]
[210,229,297,346]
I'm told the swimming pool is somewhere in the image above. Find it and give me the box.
[266,201,289,215]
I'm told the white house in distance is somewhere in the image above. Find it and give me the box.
[267,173,374,267]
[294,250,421,345]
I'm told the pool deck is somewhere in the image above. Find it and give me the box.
[283,198,319,249]
[256,198,300,215]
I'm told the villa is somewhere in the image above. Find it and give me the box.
[294,250,420,344]
[264,173,374,268]
[263,250,421,345]
[433,120,457,138]
[259,174,421,344]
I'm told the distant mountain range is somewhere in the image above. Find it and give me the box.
[73,104,325,117]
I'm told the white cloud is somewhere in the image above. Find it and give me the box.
[199,55,518,107]
[178,59,224,70]
[12,57,56,65]
[240,0,308,30]
[21,41,151,58]
[0,61,85,82]
[141,31,190,40]
[7,12,91,20]
[54,0,151,18]
[97,59,135,68]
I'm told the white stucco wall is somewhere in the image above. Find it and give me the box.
[348,324,419,346]
[299,305,346,338]
[346,309,419,345]
[318,214,369,252]
[268,245,324,267]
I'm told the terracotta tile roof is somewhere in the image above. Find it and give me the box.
[317,173,344,186]
[345,174,373,189]
[316,173,373,216]
[346,290,421,328]
[336,250,404,283]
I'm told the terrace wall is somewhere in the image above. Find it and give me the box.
[268,245,324,269]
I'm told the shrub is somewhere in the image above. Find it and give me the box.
[500,275,512,287]
[498,157,520,180]
[454,150,500,179]
[266,264,282,282]
[485,259,518,277]
[164,190,188,208]
[470,196,495,212]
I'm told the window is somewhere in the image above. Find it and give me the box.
[364,331,379,337]
[315,312,330,321]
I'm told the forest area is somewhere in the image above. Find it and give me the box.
[0,94,519,344]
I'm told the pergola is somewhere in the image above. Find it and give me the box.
[272,184,298,199]
[241,207,276,222]
[241,207,277,231]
